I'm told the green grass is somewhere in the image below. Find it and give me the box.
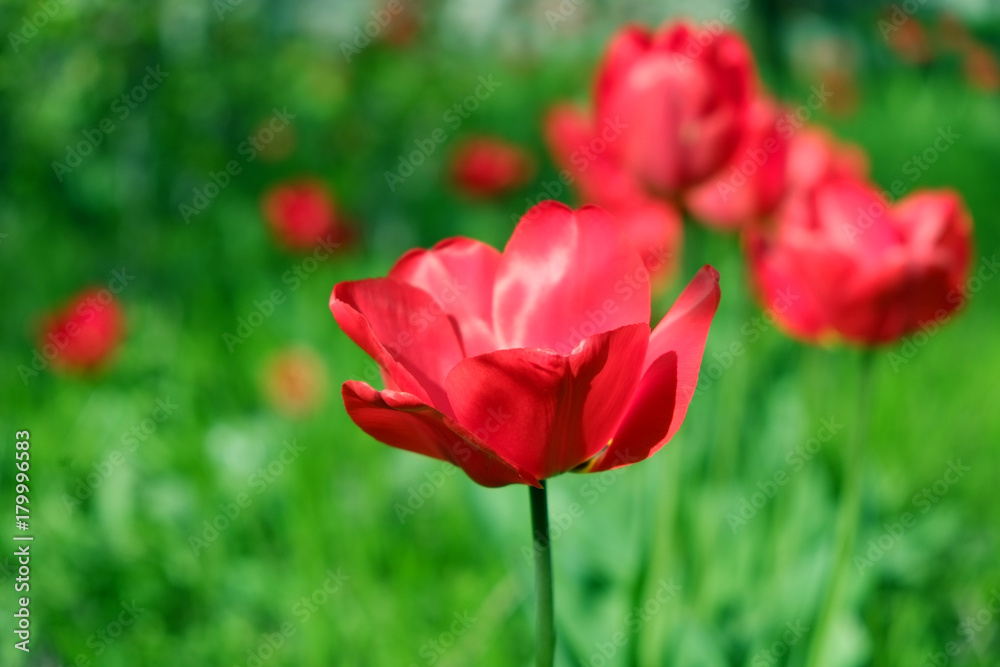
[1,1,999,665]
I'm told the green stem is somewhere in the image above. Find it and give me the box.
[530,482,555,667]
[804,350,875,667]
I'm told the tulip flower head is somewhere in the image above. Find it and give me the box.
[595,22,756,195]
[262,180,353,251]
[449,136,535,199]
[747,179,972,345]
[39,288,125,373]
[331,202,720,486]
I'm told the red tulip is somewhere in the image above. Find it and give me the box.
[747,178,972,345]
[262,180,352,251]
[449,136,535,199]
[331,202,720,486]
[685,97,789,229]
[39,288,124,372]
[594,22,756,194]
[884,13,932,65]
[963,44,1000,92]
[544,104,683,284]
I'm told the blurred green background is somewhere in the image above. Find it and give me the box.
[2,0,999,665]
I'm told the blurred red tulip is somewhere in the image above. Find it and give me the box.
[747,178,972,345]
[262,180,353,251]
[449,136,535,199]
[39,288,124,373]
[330,202,720,486]
[544,104,682,283]
[963,44,1000,92]
[594,22,756,194]
[885,14,933,65]
[685,97,789,230]
[262,347,327,418]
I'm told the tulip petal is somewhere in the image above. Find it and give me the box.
[331,279,465,412]
[596,25,653,109]
[446,324,649,480]
[493,202,650,352]
[343,381,539,487]
[389,237,501,357]
[587,351,677,472]
[588,267,720,471]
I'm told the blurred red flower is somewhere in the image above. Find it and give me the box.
[885,14,933,65]
[330,202,720,486]
[449,136,535,199]
[262,346,327,418]
[594,22,756,194]
[544,104,682,285]
[39,288,124,373]
[262,180,353,251]
[963,44,1000,92]
[746,178,973,345]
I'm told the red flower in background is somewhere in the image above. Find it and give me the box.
[963,44,1000,92]
[885,13,933,65]
[594,22,756,194]
[39,288,124,373]
[449,136,535,199]
[330,202,720,486]
[262,180,353,251]
[746,178,972,345]
[544,105,682,285]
